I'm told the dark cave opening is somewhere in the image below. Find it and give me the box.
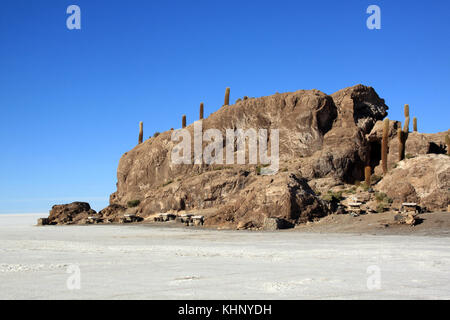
[369,141,382,169]
[427,142,446,155]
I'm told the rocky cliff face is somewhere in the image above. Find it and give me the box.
[101,84,390,228]
[367,121,448,175]
[47,202,97,225]
[376,154,449,211]
[46,84,449,228]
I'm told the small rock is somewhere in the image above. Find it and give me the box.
[263,217,293,230]
[37,218,49,226]
[404,213,417,226]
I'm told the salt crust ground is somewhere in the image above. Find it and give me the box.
[0,214,449,299]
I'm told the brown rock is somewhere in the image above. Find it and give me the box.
[376,154,450,211]
[367,119,401,142]
[404,213,418,226]
[48,85,393,228]
[98,204,126,219]
[102,85,388,228]
[236,221,254,230]
[262,217,293,231]
[48,202,97,225]
[330,84,388,133]
[395,213,418,226]
[37,218,49,226]
[203,174,329,229]
[367,124,449,175]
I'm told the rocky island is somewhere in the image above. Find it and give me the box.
[40,84,450,230]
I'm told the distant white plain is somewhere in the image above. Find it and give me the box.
[0,214,449,300]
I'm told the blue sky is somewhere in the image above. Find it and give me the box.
[0,0,449,213]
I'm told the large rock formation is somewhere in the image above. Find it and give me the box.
[376,154,449,211]
[48,84,448,228]
[101,84,388,229]
[296,85,388,183]
[367,122,448,175]
[48,202,97,225]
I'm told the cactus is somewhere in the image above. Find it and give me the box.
[199,103,204,120]
[401,105,410,157]
[403,104,410,132]
[404,104,409,118]
[182,115,186,128]
[446,134,450,155]
[138,121,143,144]
[381,118,389,174]
[413,117,418,132]
[398,127,406,161]
[403,116,410,133]
[364,166,371,186]
[224,87,230,106]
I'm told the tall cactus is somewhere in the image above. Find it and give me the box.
[182,115,186,128]
[413,117,418,132]
[364,166,371,186]
[403,105,410,132]
[382,118,389,174]
[224,87,230,106]
[400,104,410,159]
[404,104,409,117]
[138,121,143,144]
[403,116,410,133]
[199,103,204,120]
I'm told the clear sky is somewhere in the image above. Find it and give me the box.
[0,0,449,213]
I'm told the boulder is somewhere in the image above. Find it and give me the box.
[330,84,388,133]
[367,123,449,175]
[236,221,255,230]
[37,218,49,226]
[99,204,126,218]
[394,213,419,226]
[404,214,418,226]
[48,202,97,225]
[262,217,292,231]
[366,119,401,142]
[376,154,450,211]
[203,174,329,229]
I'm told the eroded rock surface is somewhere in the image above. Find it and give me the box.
[376,154,450,211]
[367,121,448,175]
[99,84,388,229]
[48,202,97,225]
[47,84,448,229]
